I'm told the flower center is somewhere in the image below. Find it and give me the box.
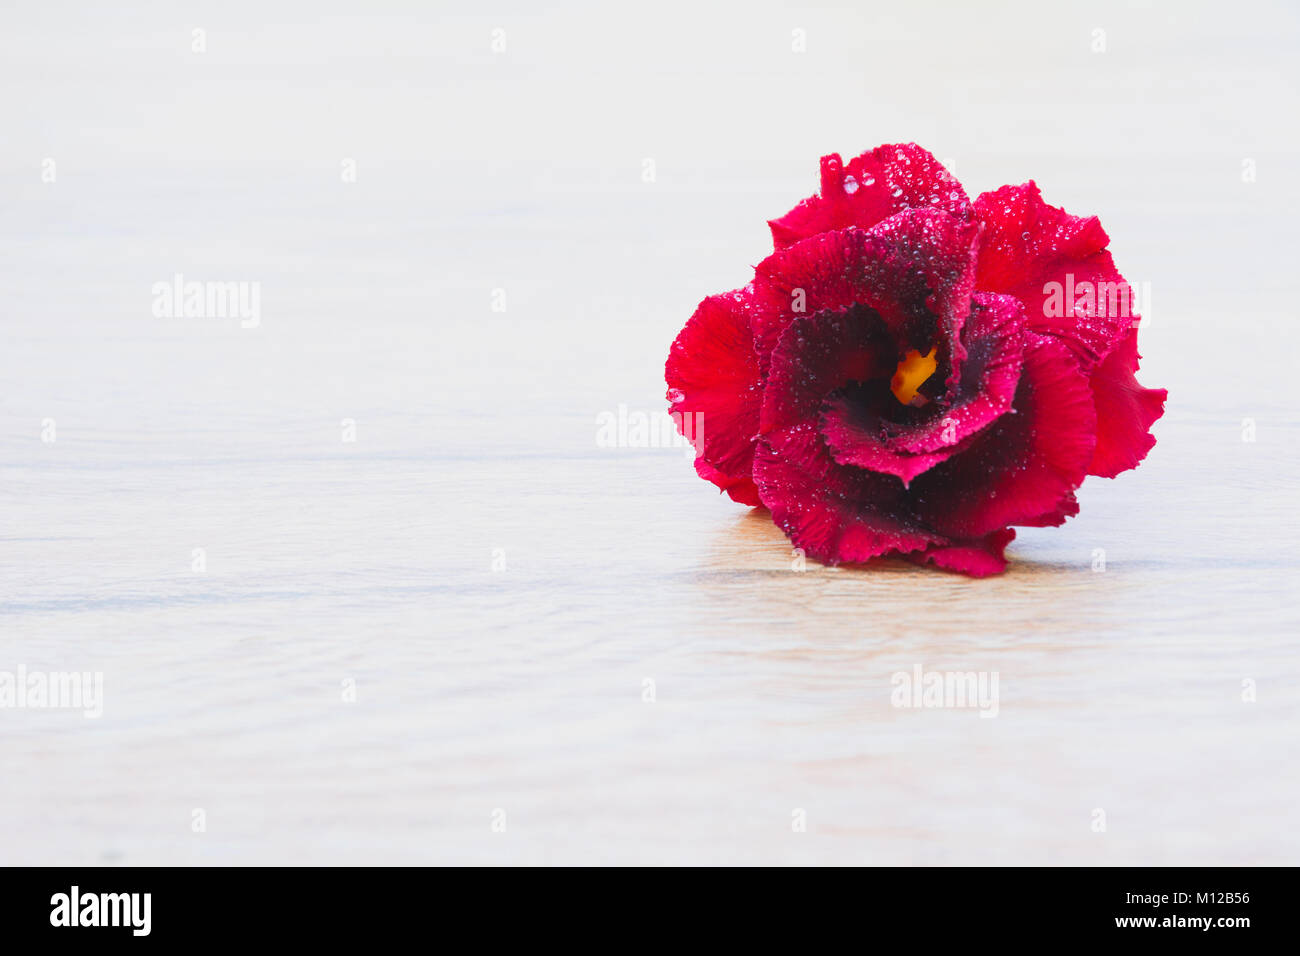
[890,347,938,405]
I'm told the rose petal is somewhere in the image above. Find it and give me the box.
[755,307,943,563]
[819,292,1027,484]
[974,182,1135,366]
[911,333,1097,538]
[758,304,896,436]
[768,145,971,250]
[1019,490,1081,529]
[819,382,966,485]
[906,528,1017,577]
[754,429,943,565]
[665,291,762,481]
[750,209,979,386]
[1088,328,1167,478]
[694,458,762,506]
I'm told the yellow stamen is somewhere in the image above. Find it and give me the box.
[890,347,938,405]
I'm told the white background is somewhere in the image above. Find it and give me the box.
[2,0,1298,864]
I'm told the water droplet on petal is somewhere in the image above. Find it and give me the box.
[843,174,859,194]
[667,388,684,403]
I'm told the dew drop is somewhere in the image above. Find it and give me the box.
[667,388,684,403]
[861,173,876,186]
[891,186,904,198]
[843,174,859,194]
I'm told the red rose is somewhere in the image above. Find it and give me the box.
[666,144,1166,576]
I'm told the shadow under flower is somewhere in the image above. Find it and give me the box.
[683,507,1130,645]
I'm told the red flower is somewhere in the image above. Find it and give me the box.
[666,144,1166,576]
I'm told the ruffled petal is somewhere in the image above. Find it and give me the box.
[1088,329,1167,478]
[754,430,943,565]
[750,209,980,385]
[755,307,943,563]
[974,182,1135,366]
[768,145,971,250]
[819,382,966,485]
[1019,490,1080,528]
[906,528,1016,577]
[694,458,762,506]
[665,291,762,481]
[758,304,896,435]
[819,292,1026,484]
[910,333,1097,538]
